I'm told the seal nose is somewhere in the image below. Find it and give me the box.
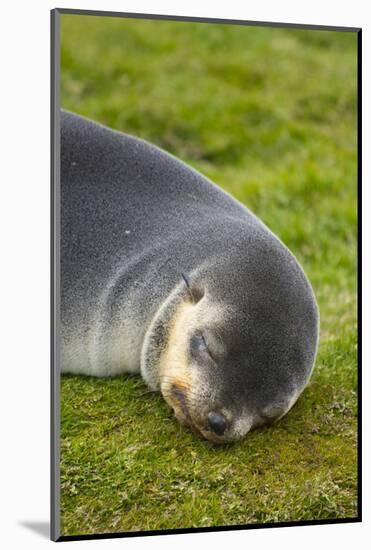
[207,411,227,436]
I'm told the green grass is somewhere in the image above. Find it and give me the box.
[60,14,358,535]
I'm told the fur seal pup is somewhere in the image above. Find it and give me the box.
[60,110,319,443]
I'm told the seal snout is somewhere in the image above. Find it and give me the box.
[206,411,227,436]
[169,384,228,439]
[170,384,194,426]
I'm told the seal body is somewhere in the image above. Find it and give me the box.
[61,111,319,443]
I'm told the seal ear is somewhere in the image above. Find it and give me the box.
[181,273,204,304]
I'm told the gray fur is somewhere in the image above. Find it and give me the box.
[61,110,319,442]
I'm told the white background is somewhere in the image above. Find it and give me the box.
[0,0,368,548]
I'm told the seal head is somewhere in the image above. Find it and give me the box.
[141,228,319,444]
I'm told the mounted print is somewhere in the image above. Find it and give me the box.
[51,8,361,542]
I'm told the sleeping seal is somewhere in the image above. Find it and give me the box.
[60,110,319,443]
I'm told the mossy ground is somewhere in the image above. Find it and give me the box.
[59,14,358,536]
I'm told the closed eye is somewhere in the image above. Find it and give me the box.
[190,333,214,361]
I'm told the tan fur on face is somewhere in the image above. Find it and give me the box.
[158,296,247,442]
[159,299,200,426]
